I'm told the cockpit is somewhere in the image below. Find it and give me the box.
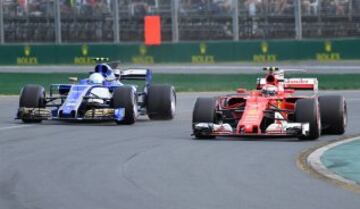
[261,84,278,96]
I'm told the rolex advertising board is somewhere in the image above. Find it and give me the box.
[0,39,359,65]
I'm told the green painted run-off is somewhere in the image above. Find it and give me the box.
[322,139,360,184]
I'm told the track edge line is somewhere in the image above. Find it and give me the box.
[296,134,360,194]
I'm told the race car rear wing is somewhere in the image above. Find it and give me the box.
[120,68,152,84]
[283,78,318,91]
[256,78,318,91]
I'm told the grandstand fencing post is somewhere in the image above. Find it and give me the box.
[114,0,120,43]
[171,0,179,42]
[55,0,62,44]
[294,0,302,40]
[232,0,239,41]
[0,0,4,44]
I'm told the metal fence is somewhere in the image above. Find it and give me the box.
[0,0,359,44]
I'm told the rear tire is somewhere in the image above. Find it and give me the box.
[19,85,46,123]
[319,95,347,135]
[112,86,136,125]
[295,98,321,140]
[192,97,217,139]
[147,85,176,120]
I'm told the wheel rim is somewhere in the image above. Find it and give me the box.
[343,101,347,128]
[133,93,138,118]
[170,91,176,116]
[317,102,321,134]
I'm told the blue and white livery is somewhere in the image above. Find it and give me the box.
[17,60,176,125]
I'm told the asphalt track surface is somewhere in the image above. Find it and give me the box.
[1,91,360,209]
[1,61,360,74]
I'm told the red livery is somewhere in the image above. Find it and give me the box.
[192,67,347,140]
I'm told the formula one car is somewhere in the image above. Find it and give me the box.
[16,58,176,124]
[192,67,347,140]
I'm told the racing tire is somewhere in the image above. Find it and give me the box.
[147,85,176,120]
[19,85,46,123]
[111,86,136,125]
[319,95,347,135]
[295,98,321,140]
[192,97,217,139]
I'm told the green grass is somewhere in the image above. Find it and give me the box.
[0,73,85,95]
[0,73,360,95]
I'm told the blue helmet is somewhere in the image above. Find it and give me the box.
[94,64,113,77]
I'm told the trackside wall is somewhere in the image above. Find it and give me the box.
[0,39,359,65]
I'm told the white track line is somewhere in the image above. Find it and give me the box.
[307,136,360,186]
[0,125,33,131]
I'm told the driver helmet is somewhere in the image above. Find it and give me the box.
[261,84,278,96]
[88,73,104,84]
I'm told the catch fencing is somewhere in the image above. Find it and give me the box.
[0,0,359,43]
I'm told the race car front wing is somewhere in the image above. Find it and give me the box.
[193,122,310,137]
[16,107,125,122]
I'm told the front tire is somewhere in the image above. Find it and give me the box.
[319,95,347,135]
[147,85,176,120]
[19,85,46,123]
[295,98,321,140]
[192,97,217,139]
[111,86,136,125]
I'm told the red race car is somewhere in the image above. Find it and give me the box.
[192,67,347,140]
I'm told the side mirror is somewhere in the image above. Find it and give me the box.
[69,77,78,83]
[113,69,121,80]
[236,88,247,94]
[105,76,115,82]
